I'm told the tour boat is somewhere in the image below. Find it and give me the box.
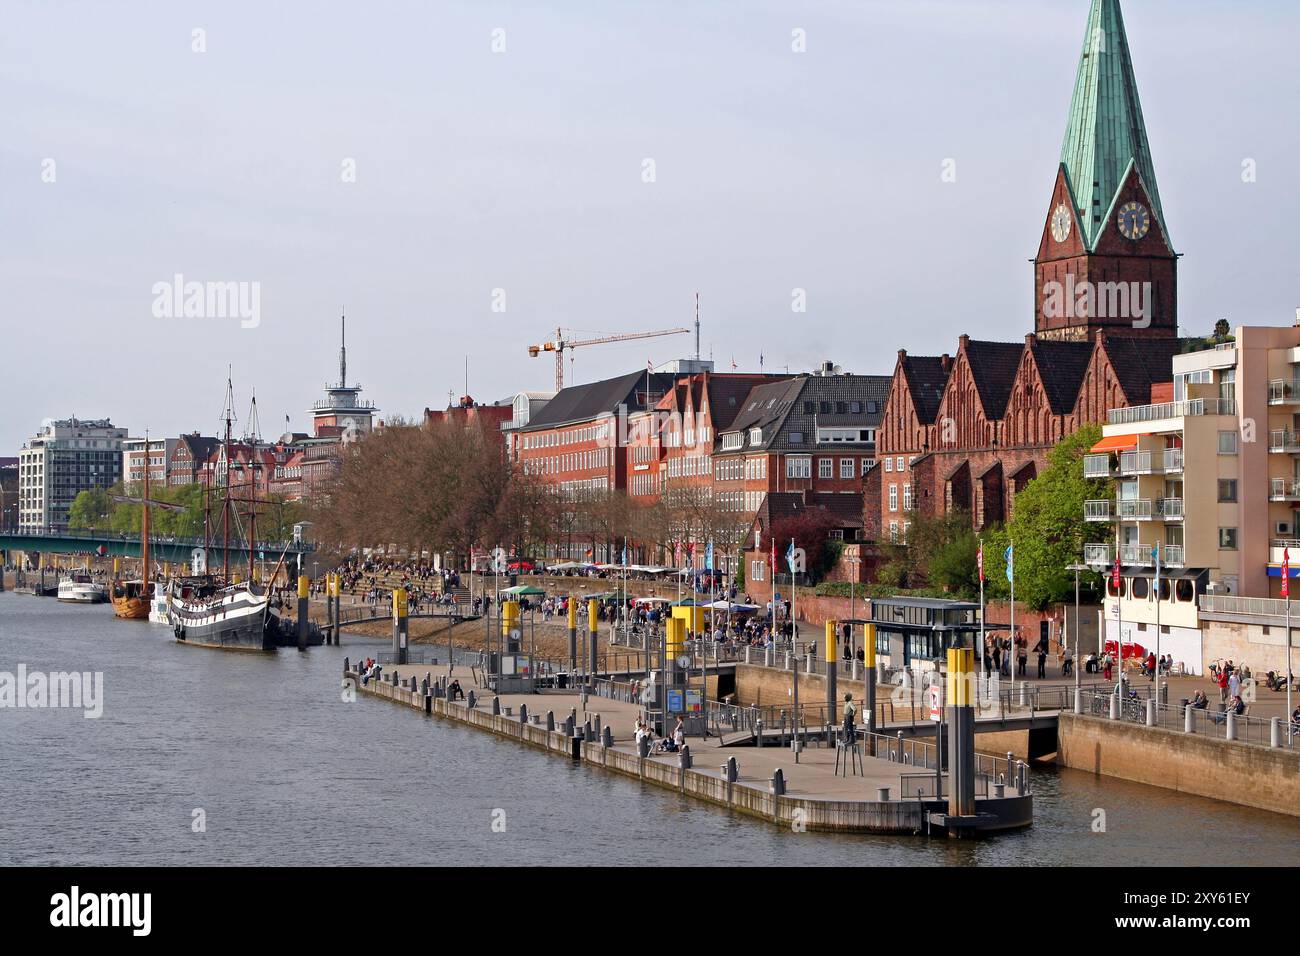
[57,570,108,604]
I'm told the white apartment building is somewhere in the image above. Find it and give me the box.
[18,418,127,532]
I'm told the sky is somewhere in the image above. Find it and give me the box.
[3,0,1298,453]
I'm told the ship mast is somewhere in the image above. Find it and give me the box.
[221,371,235,583]
[246,389,261,584]
[141,430,150,583]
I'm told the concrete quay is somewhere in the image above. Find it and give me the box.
[347,662,1033,837]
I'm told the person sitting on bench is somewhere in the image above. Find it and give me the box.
[448,679,465,701]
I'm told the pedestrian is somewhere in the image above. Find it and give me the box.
[1037,647,1047,679]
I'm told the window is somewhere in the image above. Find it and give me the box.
[1217,480,1237,503]
[1219,528,1238,550]
[750,560,765,582]
[862,458,875,475]
[786,456,811,479]
[903,483,912,511]
[819,458,833,479]
[788,432,804,444]
[895,456,904,472]
[885,458,893,472]
[889,521,899,542]
[850,402,862,414]
[803,402,815,414]
[840,458,854,479]
[888,484,898,512]
[1218,431,1238,455]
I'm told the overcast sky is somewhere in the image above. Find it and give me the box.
[3,0,1297,453]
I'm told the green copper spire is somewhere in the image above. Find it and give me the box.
[1060,0,1170,250]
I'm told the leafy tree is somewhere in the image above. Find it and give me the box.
[67,487,114,529]
[984,424,1109,609]
[771,507,842,582]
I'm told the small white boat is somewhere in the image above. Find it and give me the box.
[57,570,108,604]
[148,580,171,625]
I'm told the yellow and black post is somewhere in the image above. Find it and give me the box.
[863,622,877,752]
[0,549,5,592]
[946,645,976,822]
[297,574,310,652]
[587,597,599,676]
[502,599,521,654]
[825,619,838,728]
[393,586,409,665]
[567,597,578,676]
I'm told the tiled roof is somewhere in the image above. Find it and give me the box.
[1101,336,1183,406]
[520,371,676,431]
[901,356,950,425]
[1031,340,1095,414]
[963,340,1026,421]
[761,491,864,530]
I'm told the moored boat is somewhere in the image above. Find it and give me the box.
[58,570,108,604]
[110,579,151,619]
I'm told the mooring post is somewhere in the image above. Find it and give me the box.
[567,598,578,676]
[296,575,310,652]
[587,598,599,677]
[946,646,976,825]
[392,587,409,665]
[825,620,838,735]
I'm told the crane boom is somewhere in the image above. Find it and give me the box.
[527,326,691,390]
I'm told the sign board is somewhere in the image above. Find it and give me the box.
[667,689,685,714]
[928,683,942,722]
[685,689,702,713]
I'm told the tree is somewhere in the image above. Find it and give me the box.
[67,487,114,530]
[771,507,842,582]
[984,423,1109,609]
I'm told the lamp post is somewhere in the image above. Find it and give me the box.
[1066,562,1086,696]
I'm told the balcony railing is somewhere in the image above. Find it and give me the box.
[1116,499,1154,520]
[1084,500,1112,522]
[1083,454,1114,479]
[1107,398,1235,426]
[1163,448,1184,473]
[1269,478,1300,502]
[1163,545,1185,567]
[1200,594,1292,618]
[1118,451,1160,475]
[1083,544,1111,566]
[1269,430,1300,453]
[1156,498,1184,520]
[1119,544,1154,566]
[1268,379,1300,405]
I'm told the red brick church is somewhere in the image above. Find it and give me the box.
[870,0,1185,540]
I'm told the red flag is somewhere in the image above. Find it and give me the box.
[1283,548,1291,600]
[1112,553,1122,590]
[977,542,984,582]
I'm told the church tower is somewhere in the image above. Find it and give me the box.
[1034,0,1177,341]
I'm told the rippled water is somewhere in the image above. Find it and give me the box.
[2,592,1297,866]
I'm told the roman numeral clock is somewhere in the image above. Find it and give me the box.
[1117,201,1151,241]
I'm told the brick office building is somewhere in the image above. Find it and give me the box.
[873,0,1186,537]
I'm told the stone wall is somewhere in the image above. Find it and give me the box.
[1057,712,1299,818]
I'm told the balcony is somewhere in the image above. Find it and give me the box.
[1119,544,1155,566]
[1107,398,1235,426]
[1083,454,1114,479]
[1269,430,1300,454]
[1270,540,1300,565]
[1268,379,1300,406]
[1084,500,1112,522]
[1084,543,1111,566]
[1156,498,1184,520]
[1269,478,1300,502]
[1163,545,1185,567]
[1118,451,1161,475]
[1163,448,1184,473]
[1116,499,1154,520]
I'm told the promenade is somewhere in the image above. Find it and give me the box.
[350,661,1034,836]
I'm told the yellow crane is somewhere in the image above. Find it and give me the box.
[528,326,692,391]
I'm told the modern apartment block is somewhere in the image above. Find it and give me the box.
[1083,322,1300,674]
[18,418,127,532]
[122,436,177,489]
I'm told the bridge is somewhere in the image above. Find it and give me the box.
[0,529,316,566]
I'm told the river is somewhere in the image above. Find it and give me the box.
[2,592,1297,866]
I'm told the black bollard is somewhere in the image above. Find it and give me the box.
[296,575,309,652]
[678,745,692,769]
[546,711,555,732]
[770,767,786,795]
[491,696,501,716]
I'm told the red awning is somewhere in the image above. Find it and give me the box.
[1090,434,1141,453]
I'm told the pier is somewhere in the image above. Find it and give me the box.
[345,658,1034,836]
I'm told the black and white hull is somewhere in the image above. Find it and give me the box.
[169,581,305,651]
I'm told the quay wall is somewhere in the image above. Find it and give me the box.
[350,672,1032,835]
[1057,712,1300,818]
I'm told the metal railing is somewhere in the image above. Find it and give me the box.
[1085,689,1298,751]
[0,527,315,552]
[1157,498,1183,519]
[1084,543,1111,565]
[1108,398,1235,425]
[1083,454,1114,478]
[1084,500,1112,522]
[1199,594,1293,618]
[1268,379,1300,405]
[1269,429,1300,453]
[1270,479,1300,501]
[1119,544,1154,565]
[1163,448,1184,472]
[1163,544,1185,567]
[1118,451,1158,474]
[1116,499,1154,520]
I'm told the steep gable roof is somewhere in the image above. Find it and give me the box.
[1030,339,1095,414]
[961,340,1025,421]
[899,355,950,425]
[521,371,675,431]
[1099,335,1182,406]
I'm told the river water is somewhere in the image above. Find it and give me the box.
[2,592,1297,866]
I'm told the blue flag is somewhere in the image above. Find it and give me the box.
[786,539,797,571]
[1004,545,1014,584]
[705,540,714,571]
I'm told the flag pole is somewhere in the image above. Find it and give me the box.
[1154,543,1162,707]
[1285,548,1292,743]
[978,538,985,702]
[1008,541,1016,687]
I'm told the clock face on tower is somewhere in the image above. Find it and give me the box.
[1050,203,1072,243]
[1117,201,1151,241]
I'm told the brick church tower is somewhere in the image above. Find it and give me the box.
[1034,0,1177,342]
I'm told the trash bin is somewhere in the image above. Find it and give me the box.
[557,673,568,689]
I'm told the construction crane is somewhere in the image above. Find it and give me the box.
[528,326,692,391]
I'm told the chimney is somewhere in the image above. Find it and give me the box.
[959,334,971,350]
[940,353,953,374]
